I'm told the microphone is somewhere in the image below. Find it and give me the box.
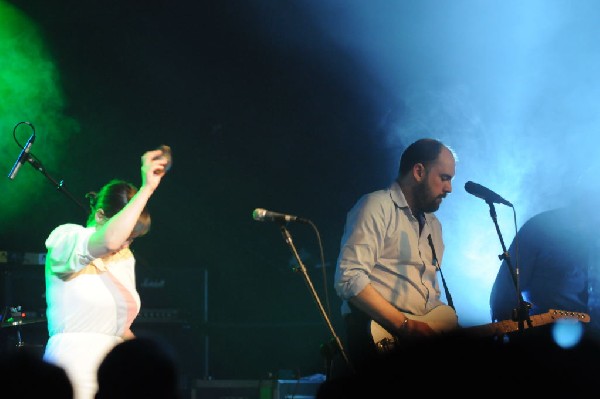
[7,133,35,180]
[464,181,513,207]
[252,208,309,224]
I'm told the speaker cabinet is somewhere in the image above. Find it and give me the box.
[190,379,323,399]
[133,267,208,388]
[191,379,273,399]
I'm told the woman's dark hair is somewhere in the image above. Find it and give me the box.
[85,179,151,236]
[398,138,446,177]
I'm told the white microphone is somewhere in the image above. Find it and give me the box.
[252,208,309,224]
[7,133,35,180]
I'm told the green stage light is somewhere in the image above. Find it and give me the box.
[0,1,79,227]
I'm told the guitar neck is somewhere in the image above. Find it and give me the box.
[465,318,527,336]
[465,310,588,337]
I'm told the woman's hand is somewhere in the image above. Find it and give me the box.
[140,146,170,193]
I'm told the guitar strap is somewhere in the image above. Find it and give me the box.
[428,234,455,310]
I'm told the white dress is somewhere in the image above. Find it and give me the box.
[43,224,141,399]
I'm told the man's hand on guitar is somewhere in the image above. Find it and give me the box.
[402,318,436,336]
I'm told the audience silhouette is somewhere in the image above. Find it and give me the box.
[0,347,73,398]
[316,325,600,398]
[95,335,181,399]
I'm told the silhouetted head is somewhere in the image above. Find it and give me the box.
[96,336,180,399]
[0,348,73,398]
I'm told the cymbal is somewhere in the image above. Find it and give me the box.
[1,318,46,328]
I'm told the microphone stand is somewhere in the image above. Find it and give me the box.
[487,201,531,332]
[25,155,88,214]
[278,223,353,375]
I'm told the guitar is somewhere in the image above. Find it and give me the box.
[370,305,590,353]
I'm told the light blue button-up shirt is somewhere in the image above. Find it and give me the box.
[334,181,446,316]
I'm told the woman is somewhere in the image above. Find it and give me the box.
[43,147,170,399]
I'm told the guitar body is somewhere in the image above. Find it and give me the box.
[370,305,459,353]
[370,307,590,354]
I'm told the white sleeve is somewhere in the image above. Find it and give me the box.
[45,224,96,274]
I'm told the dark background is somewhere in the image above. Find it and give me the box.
[1,0,402,384]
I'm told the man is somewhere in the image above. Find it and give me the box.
[489,199,600,343]
[334,138,457,368]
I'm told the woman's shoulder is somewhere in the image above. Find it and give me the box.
[46,224,93,243]
[48,223,89,235]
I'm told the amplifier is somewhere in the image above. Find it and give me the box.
[133,267,208,385]
[190,379,323,399]
[135,308,188,324]
[136,267,207,323]
[0,251,45,265]
[191,379,273,399]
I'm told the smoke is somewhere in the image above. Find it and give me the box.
[0,1,79,237]
[300,0,600,324]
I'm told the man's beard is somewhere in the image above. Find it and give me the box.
[414,181,442,213]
